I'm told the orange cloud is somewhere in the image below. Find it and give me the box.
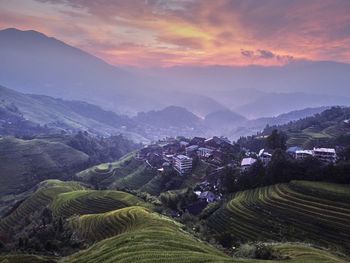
[1,0,350,66]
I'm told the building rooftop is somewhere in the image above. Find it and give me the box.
[296,150,314,155]
[313,148,336,154]
[241,157,257,166]
[198,147,213,151]
[175,154,192,160]
[186,145,199,151]
[258,149,272,157]
[287,146,303,153]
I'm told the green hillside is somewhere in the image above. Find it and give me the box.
[0,137,89,198]
[207,181,350,254]
[50,190,148,218]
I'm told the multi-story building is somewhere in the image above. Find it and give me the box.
[313,148,337,163]
[173,155,193,175]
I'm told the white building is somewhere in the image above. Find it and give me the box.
[241,157,257,170]
[313,148,337,163]
[174,155,193,175]
[197,147,214,158]
[295,150,314,160]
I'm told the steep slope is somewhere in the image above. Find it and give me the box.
[207,181,350,254]
[0,28,138,112]
[0,137,89,198]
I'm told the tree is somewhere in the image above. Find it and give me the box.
[266,129,287,150]
[266,149,294,183]
[18,237,23,248]
[58,217,64,233]
[216,232,235,248]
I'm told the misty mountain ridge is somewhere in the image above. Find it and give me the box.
[135,106,202,128]
[136,63,350,118]
[0,28,226,116]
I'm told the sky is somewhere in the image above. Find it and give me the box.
[1,0,350,67]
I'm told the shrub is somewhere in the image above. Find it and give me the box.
[235,243,257,258]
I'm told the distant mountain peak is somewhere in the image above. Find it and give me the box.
[0,27,53,40]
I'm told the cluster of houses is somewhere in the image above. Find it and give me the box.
[240,148,273,170]
[240,146,337,170]
[137,136,236,176]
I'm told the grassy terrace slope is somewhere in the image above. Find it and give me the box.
[76,153,157,191]
[50,190,148,218]
[69,206,177,242]
[0,180,85,232]
[207,181,350,254]
[65,207,348,263]
[64,206,232,262]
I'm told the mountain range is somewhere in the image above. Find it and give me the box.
[1,28,350,119]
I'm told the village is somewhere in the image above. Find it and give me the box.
[136,135,338,210]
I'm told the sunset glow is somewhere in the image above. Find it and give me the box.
[1,0,350,67]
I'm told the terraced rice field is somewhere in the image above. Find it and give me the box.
[76,153,138,182]
[207,181,350,254]
[70,206,172,242]
[0,180,85,232]
[286,124,350,148]
[50,190,148,218]
[1,180,348,263]
[64,205,232,263]
[65,209,349,263]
